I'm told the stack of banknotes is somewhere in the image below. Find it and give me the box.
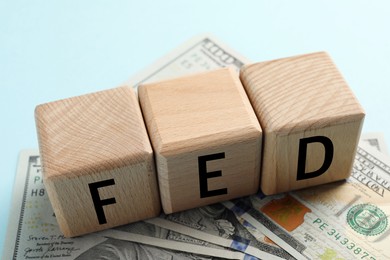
[3,34,390,259]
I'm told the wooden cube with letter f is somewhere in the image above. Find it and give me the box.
[240,52,365,195]
[139,68,262,214]
[35,87,161,237]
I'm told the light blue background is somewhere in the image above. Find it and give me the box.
[1,0,390,255]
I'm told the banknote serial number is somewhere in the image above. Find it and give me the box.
[313,218,376,260]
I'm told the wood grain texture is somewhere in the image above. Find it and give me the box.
[35,86,161,237]
[240,52,365,195]
[139,68,262,214]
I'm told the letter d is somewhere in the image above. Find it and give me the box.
[296,136,334,181]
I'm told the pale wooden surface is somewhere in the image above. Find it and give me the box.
[139,67,262,213]
[240,52,365,195]
[35,87,161,237]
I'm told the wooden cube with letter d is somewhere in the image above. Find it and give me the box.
[240,52,365,195]
[35,87,161,237]
[139,67,262,214]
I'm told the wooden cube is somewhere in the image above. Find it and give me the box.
[139,68,262,214]
[240,52,365,195]
[35,87,161,237]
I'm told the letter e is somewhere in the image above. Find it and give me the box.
[198,153,228,198]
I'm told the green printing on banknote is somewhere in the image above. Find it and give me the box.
[347,204,388,236]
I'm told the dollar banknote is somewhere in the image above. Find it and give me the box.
[225,141,390,260]
[2,33,252,260]
[126,34,249,88]
[87,222,249,259]
[361,132,388,155]
[147,206,293,260]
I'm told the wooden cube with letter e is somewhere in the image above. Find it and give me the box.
[139,67,262,214]
[35,87,161,237]
[240,52,365,195]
